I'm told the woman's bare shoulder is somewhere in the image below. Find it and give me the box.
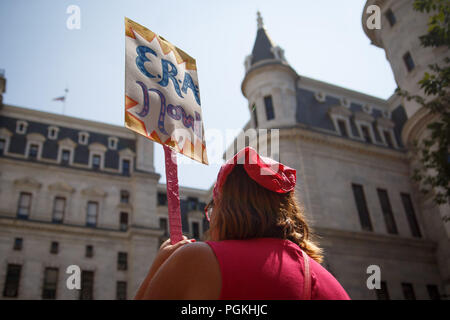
[146,241,221,299]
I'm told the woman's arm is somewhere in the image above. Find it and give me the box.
[138,242,221,300]
[135,237,194,299]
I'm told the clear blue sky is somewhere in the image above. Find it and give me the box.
[0,0,396,190]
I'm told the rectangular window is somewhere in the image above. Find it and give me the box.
[192,222,200,239]
[385,8,396,27]
[383,130,394,148]
[52,197,66,223]
[361,125,372,143]
[13,238,23,251]
[159,217,168,236]
[79,271,94,300]
[86,201,98,227]
[117,252,128,271]
[28,144,39,159]
[426,284,440,300]
[85,245,94,258]
[3,264,21,298]
[0,138,6,155]
[377,189,398,234]
[337,119,348,137]
[17,192,32,219]
[122,159,130,176]
[116,281,127,300]
[403,52,415,72]
[402,283,416,300]
[264,96,275,121]
[157,193,167,206]
[376,281,390,300]
[187,197,199,211]
[50,241,59,254]
[352,184,373,231]
[61,149,71,165]
[42,267,58,300]
[120,190,129,204]
[400,193,421,237]
[252,104,258,128]
[120,212,128,231]
[92,155,101,170]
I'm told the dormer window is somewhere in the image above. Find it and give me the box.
[61,149,71,165]
[16,120,28,134]
[108,137,118,150]
[78,132,89,145]
[337,119,349,137]
[48,126,59,140]
[28,144,39,159]
[383,130,394,148]
[92,155,101,170]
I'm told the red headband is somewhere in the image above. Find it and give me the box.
[213,147,296,200]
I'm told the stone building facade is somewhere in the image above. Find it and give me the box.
[229,4,448,299]
[0,104,208,300]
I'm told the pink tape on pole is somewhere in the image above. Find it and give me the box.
[163,145,184,244]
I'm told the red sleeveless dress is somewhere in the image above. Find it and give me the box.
[206,238,350,300]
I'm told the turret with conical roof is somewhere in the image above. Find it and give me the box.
[242,12,298,130]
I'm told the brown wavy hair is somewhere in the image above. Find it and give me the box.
[205,165,323,263]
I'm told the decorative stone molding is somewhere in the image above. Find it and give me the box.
[314,91,326,103]
[340,97,351,108]
[354,111,374,123]
[25,133,45,160]
[88,143,107,153]
[26,133,46,143]
[0,127,12,155]
[14,177,42,189]
[329,105,352,118]
[362,104,372,114]
[58,138,77,148]
[81,187,107,198]
[48,182,75,193]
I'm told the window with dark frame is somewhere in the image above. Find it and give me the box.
[157,193,167,206]
[117,252,128,271]
[61,149,71,165]
[264,95,275,121]
[28,144,39,160]
[52,197,66,223]
[192,222,200,239]
[351,184,373,231]
[361,125,372,143]
[50,241,59,254]
[17,192,32,219]
[86,201,98,227]
[122,159,130,175]
[187,197,199,211]
[92,155,101,170]
[376,281,390,300]
[116,281,127,300]
[377,189,398,234]
[0,138,6,155]
[401,282,416,300]
[120,212,129,231]
[426,284,441,300]
[42,267,58,300]
[337,119,348,137]
[85,245,94,258]
[3,264,21,298]
[383,130,394,148]
[13,238,23,251]
[385,8,396,27]
[403,52,415,72]
[400,193,422,238]
[159,217,168,236]
[79,271,94,300]
[120,190,130,204]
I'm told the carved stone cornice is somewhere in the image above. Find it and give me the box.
[14,177,42,189]
[81,187,107,198]
[48,181,75,193]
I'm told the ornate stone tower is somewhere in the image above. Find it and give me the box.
[362,0,450,296]
[241,12,299,130]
